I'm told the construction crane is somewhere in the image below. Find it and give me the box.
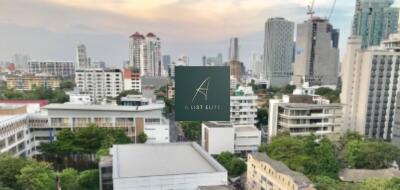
[327,0,337,21]
[307,0,315,18]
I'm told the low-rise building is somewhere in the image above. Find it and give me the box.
[247,153,316,190]
[268,95,342,140]
[120,94,151,106]
[201,121,261,155]
[230,86,257,125]
[99,142,228,190]
[43,103,169,143]
[6,74,61,90]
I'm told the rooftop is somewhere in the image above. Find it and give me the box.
[110,142,226,178]
[43,103,164,112]
[0,114,28,128]
[235,126,259,132]
[203,121,232,128]
[279,103,342,109]
[339,168,400,182]
[252,153,313,186]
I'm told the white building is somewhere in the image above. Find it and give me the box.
[67,90,91,105]
[268,95,342,140]
[99,143,228,190]
[75,68,123,103]
[250,52,263,78]
[129,32,162,77]
[12,54,29,71]
[263,17,294,87]
[170,55,189,78]
[28,60,75,78]
[43,103,169,144]
[0,114,33,157]
[341,32,400,140]
[201,121,261,155]
[122,68,141,93]
[230,86,257,125]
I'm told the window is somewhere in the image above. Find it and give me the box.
[145,118,160,124]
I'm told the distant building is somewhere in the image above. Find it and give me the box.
[206,53,223,66]
[228,60,245,82]
[75,68,123,103]
[122,68,141,93]
[247,153,316,190]
[6,74,61,90]
[268,95,342,139]
[162,55,171,76]
[293,17,339,87]
[120,94,151,106]
[43,103,169,143]
[264,17,295,87]
[341,31,400,140]
[76,44,90,69]
[99,142,227,190]
[12,54,29,71]
[229,38,239,61]
[28,61,75,78]
[92,61,106,69]
[129,32,162,77]
[352,0,399,48]
[201,121,261,155]
[170,55,188,78]
[250,52,263,78]
[230,86,257,125]
[67,90,91,105]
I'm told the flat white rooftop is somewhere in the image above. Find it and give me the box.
[43,103,164,112]
[111,142,226,178]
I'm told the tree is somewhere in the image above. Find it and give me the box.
[59,80,75,91]
[315,87,340,103]
[216,152,246,176]
[360,178,393,190]
[180,121,202,141]
[16,161,57,190]
[59,168,79,190]
[137,132,148,143]
[77,169,99,190]
[0,154,31,189]
[256,108,268,128]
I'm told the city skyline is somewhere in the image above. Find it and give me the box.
[1,0,393,68]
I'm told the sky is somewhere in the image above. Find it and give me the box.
[0,0,399,68]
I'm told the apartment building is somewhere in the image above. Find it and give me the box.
[201,121,261,155]
[99,143,228,190]
[268,95,342,139]
[6,74,61,90]
[28,60,75,78]
[43,103,169,143]
[230,86,257,125]
[122,68,141,93]
[247,153,315,190]
[341,31,400,140]
[75,68,123,103]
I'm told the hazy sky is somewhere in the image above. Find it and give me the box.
[0,0,399,68]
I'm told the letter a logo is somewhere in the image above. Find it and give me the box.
[192,77,210,102]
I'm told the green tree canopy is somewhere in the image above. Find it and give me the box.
[180,121,202,141]
[315,87,340,103]
[0,154,32,189]
[216,152,246,176]
[77,169,99,190]
[16,161,57,190]
[137,132,148,143]
[59,168,79,190]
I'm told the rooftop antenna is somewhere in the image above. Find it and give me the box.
[307,0,315,18]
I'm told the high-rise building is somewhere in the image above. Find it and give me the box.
[341,31,400,140]
[206,53,223,66]
[75,68,123,103]
[293,18,340,87]
[123,68,141,93]
[250,52,263,78]
[229,37,239,61]
[76,44,90,69]
[264,17,295,87]
[28,61,75,78]
[129,32,162,77]
[352,0,399,48]
[12,54,29,71]
[162,55,171,75]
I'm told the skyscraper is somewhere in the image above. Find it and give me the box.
[12,54,29,71]
[352,0,399,48]
[229,38,239,61]
[76,44,90,69]
[129,32,162,77]
[263,17,294,87]
[293,18,340,87]
[251,52,263,78]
